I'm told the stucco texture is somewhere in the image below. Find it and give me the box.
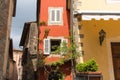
[39,0,70,51]
[79,19,120,80]
[77,0,120,11]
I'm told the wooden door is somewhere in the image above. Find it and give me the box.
[111,43,120,80]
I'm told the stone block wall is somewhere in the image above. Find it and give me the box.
[0,0,15,79]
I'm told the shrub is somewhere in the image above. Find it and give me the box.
[76,59,98,72]
[76,63,87,72]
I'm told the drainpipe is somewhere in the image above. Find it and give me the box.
[70,0,76,80]
[70,0,73,34]
[36,0,41,80]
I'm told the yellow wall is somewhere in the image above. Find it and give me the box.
[79,19,120,80]
[77,0,120,11]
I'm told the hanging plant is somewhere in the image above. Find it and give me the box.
[44,28,50,38]
[39,21,47,26]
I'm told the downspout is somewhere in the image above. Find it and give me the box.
[70,0,76,80]
[70,0,73,37]
[36,0,42,80]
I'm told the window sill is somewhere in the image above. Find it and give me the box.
[48,22,63,26]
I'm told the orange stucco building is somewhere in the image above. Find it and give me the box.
[38,0,72,80]
[39,0,70,51]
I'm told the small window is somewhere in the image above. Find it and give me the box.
[48,7,63,25]
[51,39,61,52]
[43,38,68,55]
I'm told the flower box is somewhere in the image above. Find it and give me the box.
[76,72,103,80]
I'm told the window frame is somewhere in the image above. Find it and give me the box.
[48,7,63,25]
[43,37,68,55]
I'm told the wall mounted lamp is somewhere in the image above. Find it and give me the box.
[99,29,106,46]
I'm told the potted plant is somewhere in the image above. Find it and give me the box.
[44,28,50,38]
[76,59,98,72]
[76,59,102,80]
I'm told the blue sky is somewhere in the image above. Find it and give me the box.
[11,0,37,50]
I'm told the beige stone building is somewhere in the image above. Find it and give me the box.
[13,49,23,80]
[73,0,120,12]
[73,0,120,80]
[19,22,38,80]
[0,0,16,79]
[7,39,18,80]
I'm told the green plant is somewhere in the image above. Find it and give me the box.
[44,28,50,38]
[54,36,80,59]
[48,70,64,80]
[37,54,45,68]
[76,63,87,72]
[76,59,98,72]
[48,66,65,80]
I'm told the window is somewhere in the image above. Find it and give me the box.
[48,7,63,25]
[50,39,61,52]
[44,38,68,55]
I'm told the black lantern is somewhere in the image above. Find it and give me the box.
[99,29,106,46]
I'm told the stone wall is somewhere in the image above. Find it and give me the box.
[8,60,18,80]
[21,22,38,80]
[0,0,14,79]
[28,23,38,71]
[13,49,23,80]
